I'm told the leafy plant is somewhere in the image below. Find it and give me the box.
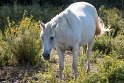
[4,15,43,66]
[99,6,124,38]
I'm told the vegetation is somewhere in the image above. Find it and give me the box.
[0,0,124,82]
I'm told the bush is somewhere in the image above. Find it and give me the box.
[93,6,124,55]
[94,34,124,58]
[94,35,112,54]
[4,15,44,66]
[99,56,124,83]
[0,31,16,66]
[98,6,124,38]
[111,35,124,58]
[85,56,124,83]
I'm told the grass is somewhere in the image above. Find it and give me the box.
[0,4,124,82]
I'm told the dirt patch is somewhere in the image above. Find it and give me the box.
[0,65,42,82]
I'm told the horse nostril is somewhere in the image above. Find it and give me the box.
[47,54,50,56]
[42,53,50,60]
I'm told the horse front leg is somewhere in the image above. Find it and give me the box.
[56,47,65,80]
[72,44,79,79]
[87,38,94,72]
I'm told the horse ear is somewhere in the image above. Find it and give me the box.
[51,17,61,30]
[39,20,45,30]
[51,22,58,30]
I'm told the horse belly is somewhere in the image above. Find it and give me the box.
[80,33,94,46]
[79,14,96,46]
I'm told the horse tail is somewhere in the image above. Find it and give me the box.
[95,17,110,36]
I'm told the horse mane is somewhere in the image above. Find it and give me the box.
[49,10,68,26]
[48,10,73,41]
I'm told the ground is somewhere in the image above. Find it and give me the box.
[0,50,96,82]
[0,51,73,82]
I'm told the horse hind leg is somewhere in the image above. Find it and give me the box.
[87,38,94,72]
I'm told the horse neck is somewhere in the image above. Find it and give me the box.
[50,10,67,24]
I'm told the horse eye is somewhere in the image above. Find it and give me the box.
[50,36,54,41]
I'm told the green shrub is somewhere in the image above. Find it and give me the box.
[94,35,112,54]
[4,16,44,66]
[111,35,124,58]
[99,56,124,83]
[99,6,124,38]
[85,56,124,83]
[0,31,16,66]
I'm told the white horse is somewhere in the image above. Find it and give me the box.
[40,2,109,79]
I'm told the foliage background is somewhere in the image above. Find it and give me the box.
[0,0,124,82]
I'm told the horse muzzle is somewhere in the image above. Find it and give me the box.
[42,52,50,60]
